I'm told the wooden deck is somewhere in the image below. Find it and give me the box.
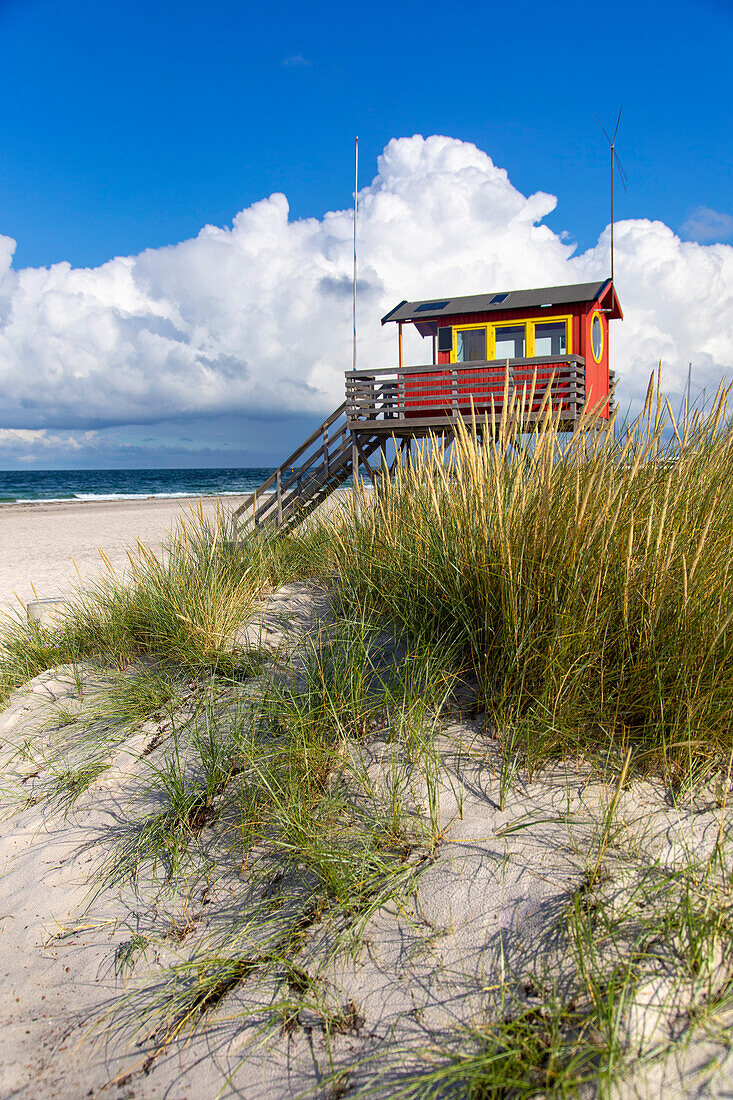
[345,355,588,434]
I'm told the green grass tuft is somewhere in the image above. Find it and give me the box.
[331,379,733,784]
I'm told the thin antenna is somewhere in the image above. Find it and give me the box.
[353,136,359,372]
[596,107,628,284]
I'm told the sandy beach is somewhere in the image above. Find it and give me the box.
[0,495,248,614]
[0,481,732,1097]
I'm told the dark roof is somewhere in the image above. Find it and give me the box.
[382,280,620,324]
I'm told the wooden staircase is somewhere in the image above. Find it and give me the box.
[233,402,384,532]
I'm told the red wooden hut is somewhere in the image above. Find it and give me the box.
[378,279,622,425]
[237,280,623,531]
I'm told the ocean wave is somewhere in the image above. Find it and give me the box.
[71,490,252,501]
[8,489,270,504]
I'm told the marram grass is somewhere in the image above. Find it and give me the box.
[332,378,733,783]
[4,385,733,1092]
[0,505,326,705]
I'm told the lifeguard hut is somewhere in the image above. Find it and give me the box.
[236,279,623,530]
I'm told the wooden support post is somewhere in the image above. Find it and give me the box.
[389,439,403,474]
[323,424,330,477]
[352,435,359,487]
[355,436,376,483]
[276,469,283,525]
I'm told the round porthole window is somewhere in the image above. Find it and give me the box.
[591,313,603,362]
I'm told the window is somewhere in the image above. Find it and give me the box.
[437,326,453,353]
[448,315,571,363]
[495,325,525,359]
[534,321,567,357]
[456,328,486,362]
[591,313,603,362]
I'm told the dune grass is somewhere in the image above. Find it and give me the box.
[331,378,733,786]
[0,504,331,707]
[5,375,733,789]
[95,619,438,1066]
[371,780,733,1100]
[247,626,432,935]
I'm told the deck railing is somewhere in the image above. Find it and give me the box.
[345,355,587,430]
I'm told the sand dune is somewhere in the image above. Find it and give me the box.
[1,583,731,1097]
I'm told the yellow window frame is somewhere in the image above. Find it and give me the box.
[451,322,489,363]
[450,315,572,362]
[590,311,604,363]
[529,314,572,358]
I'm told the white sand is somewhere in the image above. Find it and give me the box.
[0,495,248,614]
[0,584,731,1097]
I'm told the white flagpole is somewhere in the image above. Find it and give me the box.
[353,136,359,372]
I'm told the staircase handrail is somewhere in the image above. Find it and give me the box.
[275,422,350,499]
[245,428,355,529]
[235,401,349,518]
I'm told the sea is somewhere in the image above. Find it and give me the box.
[0,468,279,504]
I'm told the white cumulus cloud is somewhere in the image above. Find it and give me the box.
[0,427,98,464]
[0,428,87,449]
[0,133,731,437]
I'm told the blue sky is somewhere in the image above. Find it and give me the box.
[2,0,731,269]
[0,0,731,468]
